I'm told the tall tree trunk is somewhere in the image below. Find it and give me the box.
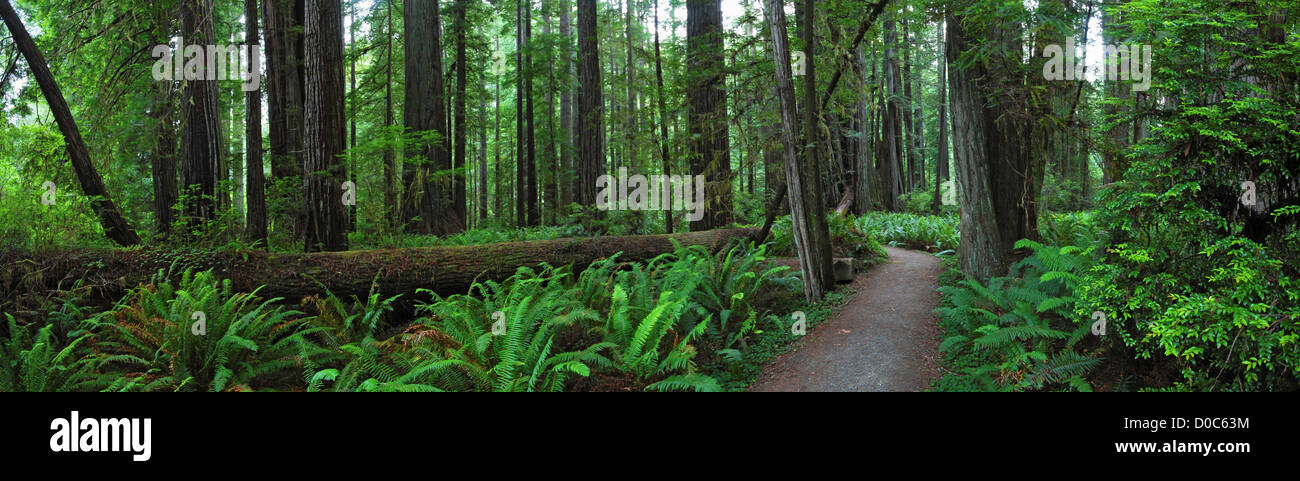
[901,18,917,192]
[455,0,469,226]
[383,0,396,228]
[911,28,927,191]
[479,105,489,222]
[931,19,949,215]
[347,2,357,230]
[303,0,348,252]
[653,0,674,234]
[946,12,1003,281]
[1101,2,1130,184]
[686,0,733,230]
[246,0,267,243]
[945,8,1046,282]
[879,17,904,211]
[559,2,574,212]
[524,3,539,226]
[402,0,461,235]
[624,0,637,174]
[767,0,832,301]
[494,37,503,219]
[515,0,526,226]
[263,0,306,235]
[543,3,558,225]
[180,0,224,229]
[151,81,179,238]
[576,0,604,207]
[0,0,141,246]
[852,44,872,214]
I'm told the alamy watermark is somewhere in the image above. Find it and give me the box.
[596,167,706,222]
[151,41,261,92]
[1041,38,1152,92]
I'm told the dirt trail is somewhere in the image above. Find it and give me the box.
[750,247,943,392]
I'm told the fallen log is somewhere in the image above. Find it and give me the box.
[1,228,759,305]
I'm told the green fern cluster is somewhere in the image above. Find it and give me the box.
[0,314,96,392]
[937,240,1103,391]
[89,269,320,392]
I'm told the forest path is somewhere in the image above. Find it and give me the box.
[749,247,943,392]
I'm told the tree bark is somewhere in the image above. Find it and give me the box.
[576,0,604,207]
[559,2,574,211]
[931,18,949,215]
[303,0,348,252]
[768,0,833,302]
[653,0,673,234]
[383,0,396,228]
[402,0,462,235]
[454,0,469,227]
[151,81,179,238]
[687,0,733,230]
[180,0,225,228]
[4,228,759,304]
[246,0,268,244]
[263,0,306,235]
[0,0,141,247]
[524,3,539,226]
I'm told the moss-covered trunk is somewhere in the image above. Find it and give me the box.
[2,228,758,306]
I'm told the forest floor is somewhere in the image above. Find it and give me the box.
[749,247,944,392]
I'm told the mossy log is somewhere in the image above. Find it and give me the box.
[1,228,759,305]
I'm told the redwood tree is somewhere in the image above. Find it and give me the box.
[686,0,733,230]
[302,0,348,251]
[402,0,462,235]
[575,0,604,207]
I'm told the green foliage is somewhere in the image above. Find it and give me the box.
[89,269,320,392]
[936,240,1102,391]
[0,315,97,392]
[854,212,960,251]
[771,213,890,265]
[1069,0,1300,391]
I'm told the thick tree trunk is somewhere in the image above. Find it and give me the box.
[403,0,461,235]
[852,44,872,214]
[686,0,733,230]
[151,81,179,237]
[879,17,905,211]
[180,0,225,228]
[946,12,1005,282]
[263,0,306,234]
[0,0,141,247]
[768,0,833,302]
[246,0,268,244]
[303,0,348,252]
[576,0,604,207]
[3,228,759,305]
